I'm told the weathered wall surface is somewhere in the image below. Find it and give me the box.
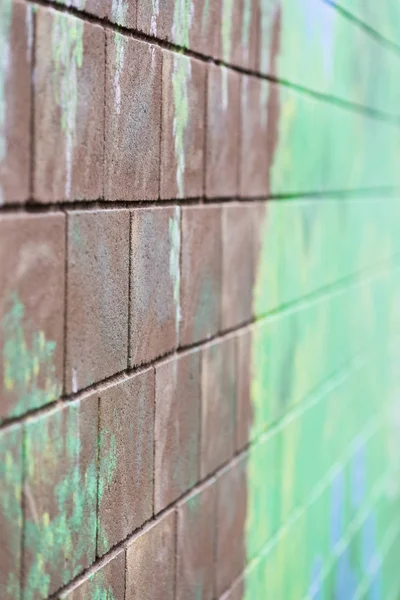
[1,0,400,598]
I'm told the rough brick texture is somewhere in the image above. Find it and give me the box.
[2,1,400,599]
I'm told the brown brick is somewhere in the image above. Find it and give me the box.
[23,396,98,598]
[0,0,32,204]
[66,210,130,393]
[219,577,245,600]
[60,549,126,600]
[130,207,180,367]
[206,65,240,198]
[201,336,236,477]
[126,511,176,600]
[240,76,270,197]
[176,479,216,600]
[236,327,252,451]
[161,52,206,199]
[216,455,247,596]
[218,0,258,69]
[180,206,221,345]
[222,204,255,330]
[137,1,220,56]
[0,424,22,600]
[155,348,201,512]
[0,214,65,421]
[98,369,154,555]
[105,33,161,201]
[108,0,136,27]
[34,8,105,202]
[47,0,108,19]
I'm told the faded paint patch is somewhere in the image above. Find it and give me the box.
[0,0,12,205]
[169,207,181,331]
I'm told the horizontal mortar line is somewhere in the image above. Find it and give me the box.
[22,0,400,127]
[323,0,400,57]
[47,446,248,600]
[2,186,400,214]
[1,251,399,432]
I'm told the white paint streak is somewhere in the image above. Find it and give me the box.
[25,5,34,63]
[72,367,78,394]
[150,0,160,36]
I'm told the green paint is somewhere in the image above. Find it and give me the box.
[0,0,12,205]
[51,12,84,196]
[2,294,60,418]
[111,0,128,27]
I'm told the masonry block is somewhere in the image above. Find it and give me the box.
[66,210,130,393]
[240,76,270,197]
[216,455,248,596]
[180,206,221,345]
[201,336,236,477]
[155,348,201,512]
[126,511,176,600]
[222,204,255,330]
[23,396,98,598]
[206,65,240,198]
[220,577,245,600]
[0,214,65,421]
[105,33,161,201]
[108,0,136,27]
[217,0,258,69]
[98,369,154,555]
[47,0,107,19]
[161,51,206,199]
[60,549,125,599]
[0,0,31,204]
[176,479,216,600]
[0,425,22,600]
[136,0,220,57]
[130,207,180,367]
[235,327,252,451]
[34,8,105,202]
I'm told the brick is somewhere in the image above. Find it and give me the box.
[0,425,22,600]
[66,210,130,393]
[47,0,108,19]
[180,206,221,345]
[0,0,32,204]
[23,396,98,598]
[60,550,125,599]
[222,204,255,330]
[130,207,180,367]
[161,51,206,199]
[126,511,175,600]
[201,336,236,477]
[206,65,240,198]
[216,455,247,596]
[108,0,136,27]
[105,33,161,201]
[34,8,105,202]
[98,369,154,555]
[219,577,245,600]
[137,0,220,56]
[218,0,258,69]
[0,214,65,421]
[176,479,216,600]
[240,76,270,197]
[155,348,201,512]
[235,327,252,451]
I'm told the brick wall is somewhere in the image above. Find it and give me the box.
[1,1,400,599]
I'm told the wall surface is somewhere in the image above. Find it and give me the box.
[1,0,400,599]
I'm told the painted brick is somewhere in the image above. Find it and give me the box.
[0,0,32,205]
[130,207,180,367]
[0,424,22,600]
[23,396,98,599]
[180,206,221,345]
[176,479,216,600]
[240,76,270,197]
[108,0,136,27]
[219,577,245,600]
[60,550,125,599]
[216,455,247,596]
[0,214,65,421]
[218,0,258,69]
[235,327,252,451]
[47,0,108,19]
[222,204,255,330]
[126,511,176,600]
[66,210,130,394]
[161,51,206,200]
[155,348,201,512]
[206,65,240,198]
[98,369,154,555]
[105,33,161,201]
[136,0,220,57]
[34,8,105,202]
[201,336,236,478]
